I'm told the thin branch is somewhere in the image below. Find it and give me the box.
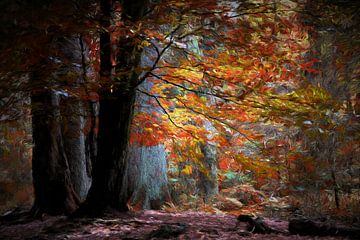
[135,25,182,88]
[79,34,89,86]
[138,88,260,148]
[137,89,199,139]
[149,72,244,106]
[175,97,261,148]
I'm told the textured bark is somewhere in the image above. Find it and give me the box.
[57,36,93,201]
[61,97,92,201]
[79,35,98,190]
[31,90,80,216]
[122,144,171,210]
[31,34,96,214]
[75,0,115,215]
[197,143,218,203]
[84,100,98,182]
[75,0,149,215]
[121,44,171,210]
[81,89,136,213]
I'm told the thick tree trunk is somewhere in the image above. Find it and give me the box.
[119,36,172,210]
[61,97,92,201]
[77,89,136,214]
[56,36,94,201]
[122,80,171,209]
[31,90,80,216]
[31,34,96,214]
[122,144,171,210]
[74,0,151,215]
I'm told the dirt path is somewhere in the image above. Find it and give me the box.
[0,210,350,239]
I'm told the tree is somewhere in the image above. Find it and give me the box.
[123,69,171,210]
[76,0,151,214]
[0,0,98,215]
[83,0,312,213]
[31,33,94,216]
[133,0,313,195]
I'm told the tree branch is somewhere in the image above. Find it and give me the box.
[137,89,199,139]
[149,72,245,106]
[137,89,260,147]
[175,97,261,147]
[135,24,182,88]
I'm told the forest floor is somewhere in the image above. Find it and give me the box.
[0,209,355,240]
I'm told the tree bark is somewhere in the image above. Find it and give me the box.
[79,89,136,213]
[122,144,171,210]
[75,0,149,215]
[58,36,93,201]
[120,39,171,210]
[197,143,218,203]
[61,96,92,201]
[31,90,80,216]
[122,80,171,209]
[31,34,95,215]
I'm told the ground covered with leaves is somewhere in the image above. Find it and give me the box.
[0,209,356,240]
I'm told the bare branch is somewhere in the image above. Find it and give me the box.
[135,24,183,88]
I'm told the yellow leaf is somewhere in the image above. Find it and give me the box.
[144,128,153,132]
[141,40,151,47]
[181,165,192,175]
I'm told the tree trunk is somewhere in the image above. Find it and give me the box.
[77,89,136,214]
[197,143,218,203]
[58,36,93,201]
[61,97,92,201]
[122,144,171,210]
[31,34,96,214]
[31,90,80,216]
[122,79,171,209]
[120,34,171,210]
[74,0,151,215]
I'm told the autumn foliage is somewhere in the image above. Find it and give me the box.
[0,0,359,220]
